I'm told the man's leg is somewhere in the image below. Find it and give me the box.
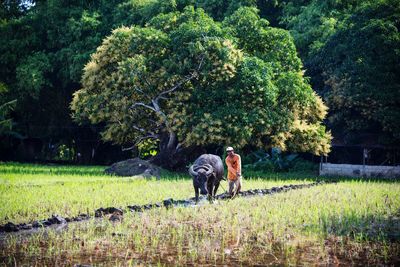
[236,176,242,194]
[228,180,235,196]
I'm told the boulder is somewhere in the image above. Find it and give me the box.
[95,207,123,217]
[108,213,123,223]
[48,215,67,224]
[127,205,143,212]
[3,222,19,232]
[20,223,33,230]
[104,158,162,178]
[163,198,174,208]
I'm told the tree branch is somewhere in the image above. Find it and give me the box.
[129,52,206,151]
[121,134,159,151]
[130,102,156,112]
[132,125,146,133]
[155,54,205,103]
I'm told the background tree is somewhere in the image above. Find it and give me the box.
[311,0,400,145]
[0,0,130,162]
[71,7,331,169]
[2,0,397,165]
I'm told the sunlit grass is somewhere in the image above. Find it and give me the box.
[1,181,399,266]
[1,163,399,266]
[0,162,312,224]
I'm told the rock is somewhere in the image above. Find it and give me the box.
[20,223,33,230]
[3,222,19,232]
[48,215,66,224]
[32,221,42,228]
[78,214,89,220]
[95,207,123,217]
[104,158,162,178]
[175,200,191,206]
[127,205,143,212]
[111,232,125,237]
[34,220,51,227]
[44,220,52,226]
[163,198,174,208]
[109,213,123,222]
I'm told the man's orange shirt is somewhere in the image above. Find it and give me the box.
[225,154,241,181]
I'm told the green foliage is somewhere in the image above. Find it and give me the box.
[72,6,331,156]
[244,148,307,172]
[276,0,400,146]
[54,144,76,161]
[2,0,399,165]
[138,139,159,159]
[15,52,51,99]
[280,0,370,58]
[0,0,126,146]
[0,83,17,135]
[312,0,400,144]
[224,7,302,75]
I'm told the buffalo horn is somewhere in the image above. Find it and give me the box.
[203,164,213,176]
[189,165,198,176]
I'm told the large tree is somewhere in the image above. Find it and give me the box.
[71,7,331,168]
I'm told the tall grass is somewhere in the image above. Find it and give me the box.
[0,162,312,224]
[1,182,399,266]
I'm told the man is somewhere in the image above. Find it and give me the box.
[225,146,242,197]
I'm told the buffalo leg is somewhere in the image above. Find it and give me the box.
[206,181,213,201]
[194,186,199,203]
[213,181,220,197]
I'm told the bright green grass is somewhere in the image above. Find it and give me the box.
[0,162,312,224]
[2,181,399,266]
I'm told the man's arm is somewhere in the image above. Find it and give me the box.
[236,155,241,176]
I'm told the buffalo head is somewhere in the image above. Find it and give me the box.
[189,163,213,195]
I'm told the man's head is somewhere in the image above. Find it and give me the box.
[226,146,234,157]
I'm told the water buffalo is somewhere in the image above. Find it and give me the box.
[189,154,224,202]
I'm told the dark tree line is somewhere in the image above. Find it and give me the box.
[1,0,399,166]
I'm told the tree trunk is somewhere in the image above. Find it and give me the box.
[149,131,191,171]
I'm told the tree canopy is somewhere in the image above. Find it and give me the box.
[1,0,398,165]
[311,1,400,144]
[71,6,331,167]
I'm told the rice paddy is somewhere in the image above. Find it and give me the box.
[0,162,399,266]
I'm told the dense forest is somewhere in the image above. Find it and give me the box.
[1,0,399,167]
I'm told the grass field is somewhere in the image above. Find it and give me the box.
[1,162,399,266]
